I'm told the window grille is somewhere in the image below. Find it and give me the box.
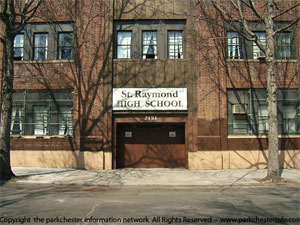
[228,89,300,135]
[11,90,73,136]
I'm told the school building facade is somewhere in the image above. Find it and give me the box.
[1,0,299,170]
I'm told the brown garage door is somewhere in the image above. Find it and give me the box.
[116,123,186,168]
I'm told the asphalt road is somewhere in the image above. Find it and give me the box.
[0,183,299,225]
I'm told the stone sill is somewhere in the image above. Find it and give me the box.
[14,60,75,64]
[11,135,72,139]
[228,135,300,139]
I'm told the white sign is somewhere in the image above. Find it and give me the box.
[113,88,187,111]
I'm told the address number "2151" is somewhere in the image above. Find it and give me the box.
[144,116,157,121]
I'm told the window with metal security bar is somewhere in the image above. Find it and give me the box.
[227,89,300,135]
[11,90,74,136]
[114,20,186,59]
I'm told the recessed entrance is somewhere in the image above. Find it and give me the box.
[116,123,186,168]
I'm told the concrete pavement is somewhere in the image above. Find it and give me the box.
[10,167,300,186]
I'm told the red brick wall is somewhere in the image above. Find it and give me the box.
[195,0,300,151]
[6,0,107,152]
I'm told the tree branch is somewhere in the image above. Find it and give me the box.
[236,0,255,37]
[273,3,300,19]
[274,17,300,34]
[1,0,9,15]
[212,0,267,53]
[248,0,265,21]
[22,0,44,22]
[0,36,5,44]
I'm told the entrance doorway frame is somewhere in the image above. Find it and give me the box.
[113,112,188,169]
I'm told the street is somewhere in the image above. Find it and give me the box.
[0,182,299,225]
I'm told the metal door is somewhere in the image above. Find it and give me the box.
[116,123,186,168]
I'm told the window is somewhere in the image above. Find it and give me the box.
[228,89,300,135]
[232,113,249,134]
[227,32,242,59]
[114,20,186,59]
[33,106,48,135]
[278,89,300,134]
[227,90,251,134]
[13,23,73,61]
[58,32,73,60]
[283,105,297,133]
[14,34,24,60]
[257,104,268,134]
[117,31,132,59]
[276,33,292,59]
[253,32,266,59]
[58,106,73,135]
[11,90,73,136]
[168,31,183,59]
[142,31,157,59]
[34,33,48,60]
[226,22,296,60]
[11,105,24,135]
[228,89,269,135]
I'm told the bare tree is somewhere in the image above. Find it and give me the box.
[0,0,43,180]
[196,0,300,181]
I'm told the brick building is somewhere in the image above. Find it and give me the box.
[1,0,299,170]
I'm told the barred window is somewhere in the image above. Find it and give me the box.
[11,90,73,136]
[278,89,300,134]
[228,89,300,135]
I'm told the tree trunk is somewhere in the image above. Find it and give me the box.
[0,34,15,181]
[265,0,280,181]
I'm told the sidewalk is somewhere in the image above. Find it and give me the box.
[10,167,300,187]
